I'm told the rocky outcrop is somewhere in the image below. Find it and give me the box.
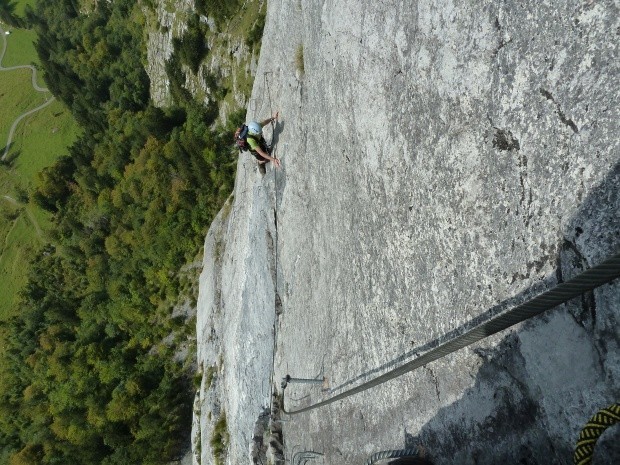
[196,0,619,464]
[145,0,261,115]
[145,0,192,107]
[195,156,279,465]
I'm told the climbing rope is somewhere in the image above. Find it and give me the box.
[263,69,281,417]
[264,71,278,157]
[574,403,620,465]
[282,252,620,415]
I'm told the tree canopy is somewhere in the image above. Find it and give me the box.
[0,0,243,463]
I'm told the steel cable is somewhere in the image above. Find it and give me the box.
[365,448,424,465]
[283,252,620,415]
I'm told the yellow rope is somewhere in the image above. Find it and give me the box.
[574,403,620,465]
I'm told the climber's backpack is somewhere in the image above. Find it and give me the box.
[235,124,268,155]
[234,124,250,152]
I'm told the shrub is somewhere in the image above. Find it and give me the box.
[295,44,304,75]
[205,365,216,388]
[193,371,202,389]
[174,13,208,73]
[246,11,266,49]
[210,411,229,465]
[195,0,242,28]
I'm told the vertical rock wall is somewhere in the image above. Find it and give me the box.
[195,156,280,465]
[196,0,619,464]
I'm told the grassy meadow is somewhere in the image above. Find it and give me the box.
[7,99,79,183]
[0,204,43,316]
[1,27,47,87]
[0,68,48,143]
[0,18,78,319]
[13,0,36,17]
[2,28,38,66]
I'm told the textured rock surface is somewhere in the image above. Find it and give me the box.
[146,0,193,107]
[146,0,259,115]
[196,0,619,464]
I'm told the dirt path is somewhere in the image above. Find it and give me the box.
[1,195,44,240]
[0,24,48,240]
[0,23,55,161]
[2,194,18,205]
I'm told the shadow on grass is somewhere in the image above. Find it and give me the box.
[1,149,20,166]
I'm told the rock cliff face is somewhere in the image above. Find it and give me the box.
[145,0,192,107]
[196,1,619,464]
[145,0,260,116]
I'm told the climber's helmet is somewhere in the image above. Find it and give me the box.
[247,121,262,137]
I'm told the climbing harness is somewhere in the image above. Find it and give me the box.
[282,252,620,414]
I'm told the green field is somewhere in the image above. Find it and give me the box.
[2,28,39,66]
[8,99,79,183]
[0,23,77,319]
[0,203,44,316]
[14,0,36,17]
[0,68,48,143]
[1,26,47,87]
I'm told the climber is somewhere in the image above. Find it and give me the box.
[235,112,281,168]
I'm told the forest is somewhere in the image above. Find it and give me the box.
[0,0,246,463]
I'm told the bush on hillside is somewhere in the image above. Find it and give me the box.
[195,0,242,28]
[245,10,266,49]
[174,13,208,74]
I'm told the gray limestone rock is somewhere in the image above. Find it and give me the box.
[145,0,194,107]
[195,0,619,464]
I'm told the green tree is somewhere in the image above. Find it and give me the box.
[0,0,239,463]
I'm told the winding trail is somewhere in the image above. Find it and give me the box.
[0,23,55,161]
[0,25,47,244]
[2,194,18,205]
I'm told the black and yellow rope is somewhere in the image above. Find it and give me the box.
[574,403,620,465]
